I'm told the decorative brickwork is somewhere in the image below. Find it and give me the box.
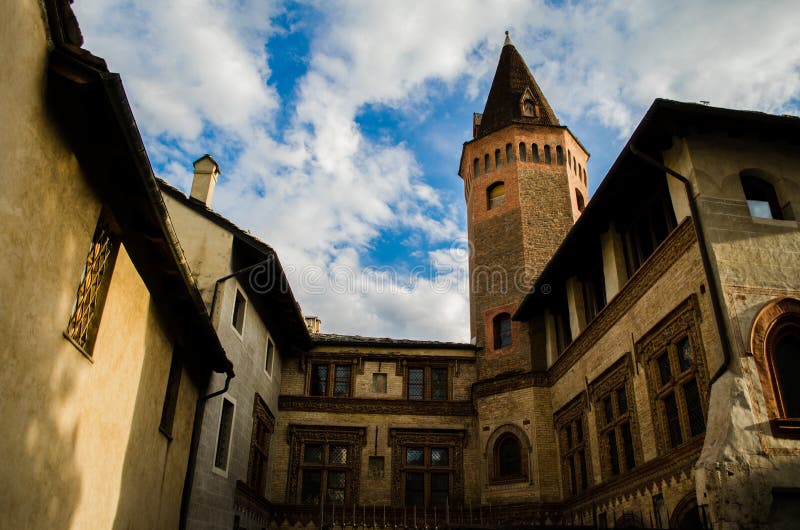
[278,395,474,416]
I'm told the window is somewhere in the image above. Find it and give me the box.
[555,395,590,497]
[368,456,385,478]
[568,150,572,167]
[505,143,513,163]
[591,358,640,481]
[750,297,800,437]
[741,173,783,219]
[247,394,274,496]
[484,154,490,172]
[214,398,235,472]
[406,365,449,401]
[287,425,365,505]
[473,158,480,178]
[308,362,353,397]
[518,142,527,162]
[372,373,387,393]
[531,143,540,162]
[637,296,708,454]
[581,248,606,323]
[493,313,512,349]
[621,190,676,277]
[232,289,246,335]
[65,215,118,356]
[544,145,552,164]
[390,429,464,508]
[265,337,276,377]
[523,99,535,116]
[576,189,586,213]
[556,145,565,165]
[494,149,502,169]
[159,349,182,439]
[653,494,669,529]
[487,182,506,210]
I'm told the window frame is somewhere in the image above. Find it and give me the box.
[286,425,366,505]
[741,173,783,220]
[64,214,119,359]
[492,312,513,350]
[554,394,592,497]
[487,427,530,484]
[231,288,247,338]
[389,429,465,508]
[213,396,236,476]
[246,393,275,497]
[487,181,506,210]
[404,364,451,401]
[636,295,709,455]
[307,360,354,397]
[265,335,276,378]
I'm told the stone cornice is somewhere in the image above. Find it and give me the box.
[278,395,475,416]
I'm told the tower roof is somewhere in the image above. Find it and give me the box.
[476,33,559,137]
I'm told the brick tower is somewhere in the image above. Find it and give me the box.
[459,33,589,379]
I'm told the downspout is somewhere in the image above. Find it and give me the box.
[210,254,274,317]
[180,371,233,530]
[627,144,733,383]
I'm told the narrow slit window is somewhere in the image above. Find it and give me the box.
[495,149,502,168]
[531,143,540,162]
[518,142,527,162]
[544,145,552,164]
[232,290,246,334]
[159,349,182,438]
[214,398,235,471]
[493,313,512,349]
[265,337,275,376]
[556,145,565,165]
[505,143,513,163]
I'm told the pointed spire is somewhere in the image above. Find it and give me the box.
[475,34,559,137]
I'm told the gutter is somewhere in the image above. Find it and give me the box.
[627,144,733,384]
[179,372,233,530]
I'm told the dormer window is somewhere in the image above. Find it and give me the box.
[487,182,506,210]
[523,99,536,117]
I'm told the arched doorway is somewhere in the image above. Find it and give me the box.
[670,492,703,530]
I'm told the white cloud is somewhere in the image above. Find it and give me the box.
[74,0,800,342]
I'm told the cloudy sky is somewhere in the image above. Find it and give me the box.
[73,0,800,342]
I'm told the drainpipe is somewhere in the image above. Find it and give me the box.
[180,371,233,530]
[627,144,733,383]
[209,255,274,318]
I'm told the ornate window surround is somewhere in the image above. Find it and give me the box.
[750,297,800,438]
[285,425,366,504]
[388,428,465,507]
[588,355,642,481]
[403,363,452,400]
[484,423,532,484]
[246,393,275,497]
[636,295,709,455]
[554,392,592,497]
[305,359,356,397]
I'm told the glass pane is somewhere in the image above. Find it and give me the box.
[310,365,328,396]
[431,447,449,466]
[664,393,683,448]
[304,444,323,463]
[406,447,424,466]
[578,450,588,491]
[408,368,424,400]
[430,473,450,507]
[568,456,577,495]
[265,339,275,375]
[499,437,520,477]
[334,365,351,396]
[214,399,234,470]
[657,354,672,386]
[431,368,448,400]
[677,337,693,372]
[621,422,636,470]
[683,379,706,437]
[747,199,774,219]
[575,420,583,442]
[301,470,322,505]
[607,430,620,476]
[565,424,573,449]
[498,317,512,348]
[617,387,628,415]
[326,471,346,505]
[329,445,348,464]
[405,472,424,507]
[604,397,614,424]
[774,334,800,418]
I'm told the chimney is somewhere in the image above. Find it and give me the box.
[190,154,220,207]
[305,316,321,334]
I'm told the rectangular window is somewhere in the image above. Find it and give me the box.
[65,216,118,356]
[232,289,246,334]
[390,430,463,508]
[400,446,454,507]
[653,494,668,528]
[333,365,351,396]
[557,409,590,497]
[297,440,356,505]
[265,337,275,376]
[664,393,682,448]
[159,350,182,438]
[214,398,235,471]
[247,395,274,496]
[684,379,706,436]
[591,363,640,481]
[406,366,450,400]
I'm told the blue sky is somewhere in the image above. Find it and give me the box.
[74,0,800,341]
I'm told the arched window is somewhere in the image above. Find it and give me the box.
[556,145,565,165]
[544,145,552,164]
[473,158,480,177]
[487,182,506,210]
[484,154,490,173]
[576,189,585,212]
[496,434,522,478]
[518,142,527,162]
[495,149,502,168]
[531,143,540,162]
[772,326,800,418]
[493,312,512,349]
[505,143,513,163]
[741,173,783,219]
